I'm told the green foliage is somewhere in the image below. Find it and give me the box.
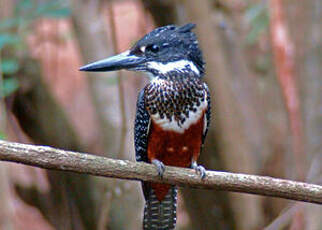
[245,2,269,44]
[1,59,19,74]
[35,1,71,18]
[0,78,19,98]
[14,0,71,19]
[0,0,71,98]
[0,132,6,140]
[0,0,71,33]
[0,34,21,50]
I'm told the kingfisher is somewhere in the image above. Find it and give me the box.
[80,23,211,230]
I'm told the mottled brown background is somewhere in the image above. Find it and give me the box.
[0,0,321,229]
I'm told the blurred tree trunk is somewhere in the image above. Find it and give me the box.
[270,0,306,182]
[284,0,321,175]
[0,1,17,229]
[183,0,266,229]
[141,0,181,26]
[0,164,13,230]
[284,0,322,229]
[11,57,97,230]
[70,0,117,155]
[0,68,13,229]
[70,1,142,229]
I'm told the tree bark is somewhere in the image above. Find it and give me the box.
[0,140,321,205]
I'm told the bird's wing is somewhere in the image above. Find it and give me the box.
[134,88,153,200]
[202,83,211,146]
[134,88,151,163]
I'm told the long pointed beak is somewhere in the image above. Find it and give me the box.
[79,51,145,72]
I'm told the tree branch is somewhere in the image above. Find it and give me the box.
[0,140,321,204]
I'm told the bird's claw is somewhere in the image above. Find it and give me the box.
[191,161,206,179]
[152,159,165,178]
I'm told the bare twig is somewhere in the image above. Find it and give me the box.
[0,140,321,204]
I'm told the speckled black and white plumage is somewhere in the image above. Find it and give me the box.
[134,71,210,230]
[134,85,180,230]
[203,85,211,146]
[81,23,210,230]
[134,89,150,163]
[145,75,208,133]
[131,24,210,230]
[133,23,210,161]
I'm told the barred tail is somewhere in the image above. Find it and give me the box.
[143,186,177,230]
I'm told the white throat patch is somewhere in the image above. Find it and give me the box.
[147,60,200,75]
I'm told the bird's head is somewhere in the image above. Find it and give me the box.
[80,23,205,78]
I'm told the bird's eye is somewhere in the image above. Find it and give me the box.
[147,44,160,53]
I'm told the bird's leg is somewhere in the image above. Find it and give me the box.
[191,160,206,179]
[151,159,165,178]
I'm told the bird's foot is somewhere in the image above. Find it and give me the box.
[152,159,165,178]
[191,161,206,179]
